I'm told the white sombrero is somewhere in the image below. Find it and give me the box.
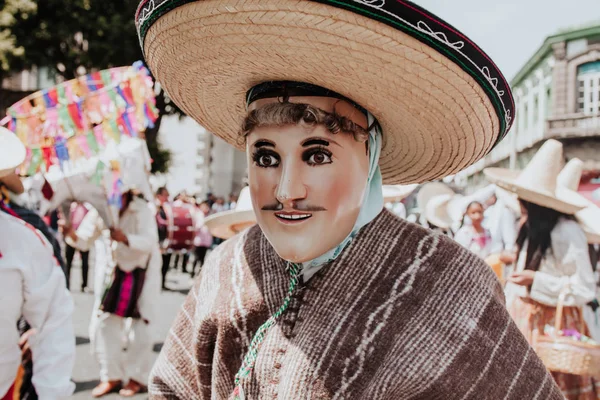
[0,127,26,178]
[136,0,515,184]
[383,184,418,203]
[416,182,455,214]
[484,140,586,215]
[557,158,600,244]
[204,187,256,240]
[424,194,462,230]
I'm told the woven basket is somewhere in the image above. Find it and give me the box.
[534,287,600,377]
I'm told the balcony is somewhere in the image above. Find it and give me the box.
[547,113,600,138]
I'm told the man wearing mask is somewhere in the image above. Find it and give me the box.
[137,1,563,398]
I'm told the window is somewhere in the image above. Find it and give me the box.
[546,88,552,117]
[533,95,539,124]
[523,104,529,130]
[576,61,600,115]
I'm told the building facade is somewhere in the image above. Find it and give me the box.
[157,115,247,199]
[458,22,600,201]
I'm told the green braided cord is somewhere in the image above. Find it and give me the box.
[234,262,303,388]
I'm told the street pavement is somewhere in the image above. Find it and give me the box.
[68,258,194,399]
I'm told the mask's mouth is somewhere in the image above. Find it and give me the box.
[274,211,313,224]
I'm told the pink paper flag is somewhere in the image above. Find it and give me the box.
[93,125,106,147]
[77,135,92,158]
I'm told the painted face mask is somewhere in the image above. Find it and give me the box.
[246,94,383,281]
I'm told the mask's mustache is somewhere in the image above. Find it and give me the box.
[261,202,326,212]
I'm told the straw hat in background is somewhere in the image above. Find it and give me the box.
[495,187,521,216]
[383,184,418,203]
[483,139,586,215]
[0,126,26,179]
[205,187,256,240]
[557,158,600,244]
[136,0,514,184]
[416,182,455,214]
[424,194,454,230]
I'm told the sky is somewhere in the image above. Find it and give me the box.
[413,0,599,81]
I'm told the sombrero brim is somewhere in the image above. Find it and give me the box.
[383,184,418,203]
[204,209,256,240]
[425,194,454,229]
[138,0,514,184]
[0,129,26,178]
[566,192,600,244]
[577,206,600,244]
[484,168,586,215]
[416,182,455,212]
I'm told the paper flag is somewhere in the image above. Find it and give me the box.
[77,135,92,158]
[86,131,100,155]
[57,84,66,104]
[93,125,106,147]
[67,102,85,131]
[41,146,54,172]
[54,139,70,167]
[27,148,43,175]
[91,161,105,186]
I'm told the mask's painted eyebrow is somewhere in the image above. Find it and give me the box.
[301,137,341,147]
[252,139,275,148]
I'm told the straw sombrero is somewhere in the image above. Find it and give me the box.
[136,0,514,184]
[204,187,256,240]
[557,158,600,244]
[0,127,26,178]
[383,184,418,203]
[484,140,586,215]
[416,182,455,213]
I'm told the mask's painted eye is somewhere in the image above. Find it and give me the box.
[308,152,332,165]
[258,154,279,167]
[252,150,280,168]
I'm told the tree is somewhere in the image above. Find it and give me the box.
[7,0,180,173]
[0,0,36,80]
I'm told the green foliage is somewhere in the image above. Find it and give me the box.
[8,0,141,78]
[0,0,36,73]
[5,0,179,173]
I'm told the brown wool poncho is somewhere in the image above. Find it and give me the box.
[149,210,562,399]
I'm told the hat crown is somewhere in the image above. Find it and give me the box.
[515,139,564,196]
[236,187,253,212]
[0,126,26,178]
[557,158,583,192]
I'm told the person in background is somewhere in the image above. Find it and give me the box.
[0,126,75,400]
[228,193,238,210]
[211,196,227,213]
[0,173,67,276]
[191,200,213,277]
[210,197,228,246]
[64,201,92,291]
[486,140,598,398]
[206,192,216,208]
[454,201,493,260]
[64,187,161,397]
[155,186,171,290]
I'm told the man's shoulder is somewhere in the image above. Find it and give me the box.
[0,212,54,267]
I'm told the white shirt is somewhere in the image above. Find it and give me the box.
[0,212,75,399]
[505,218,596,308]
[483,201,519,254]
[453,225,493,260]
